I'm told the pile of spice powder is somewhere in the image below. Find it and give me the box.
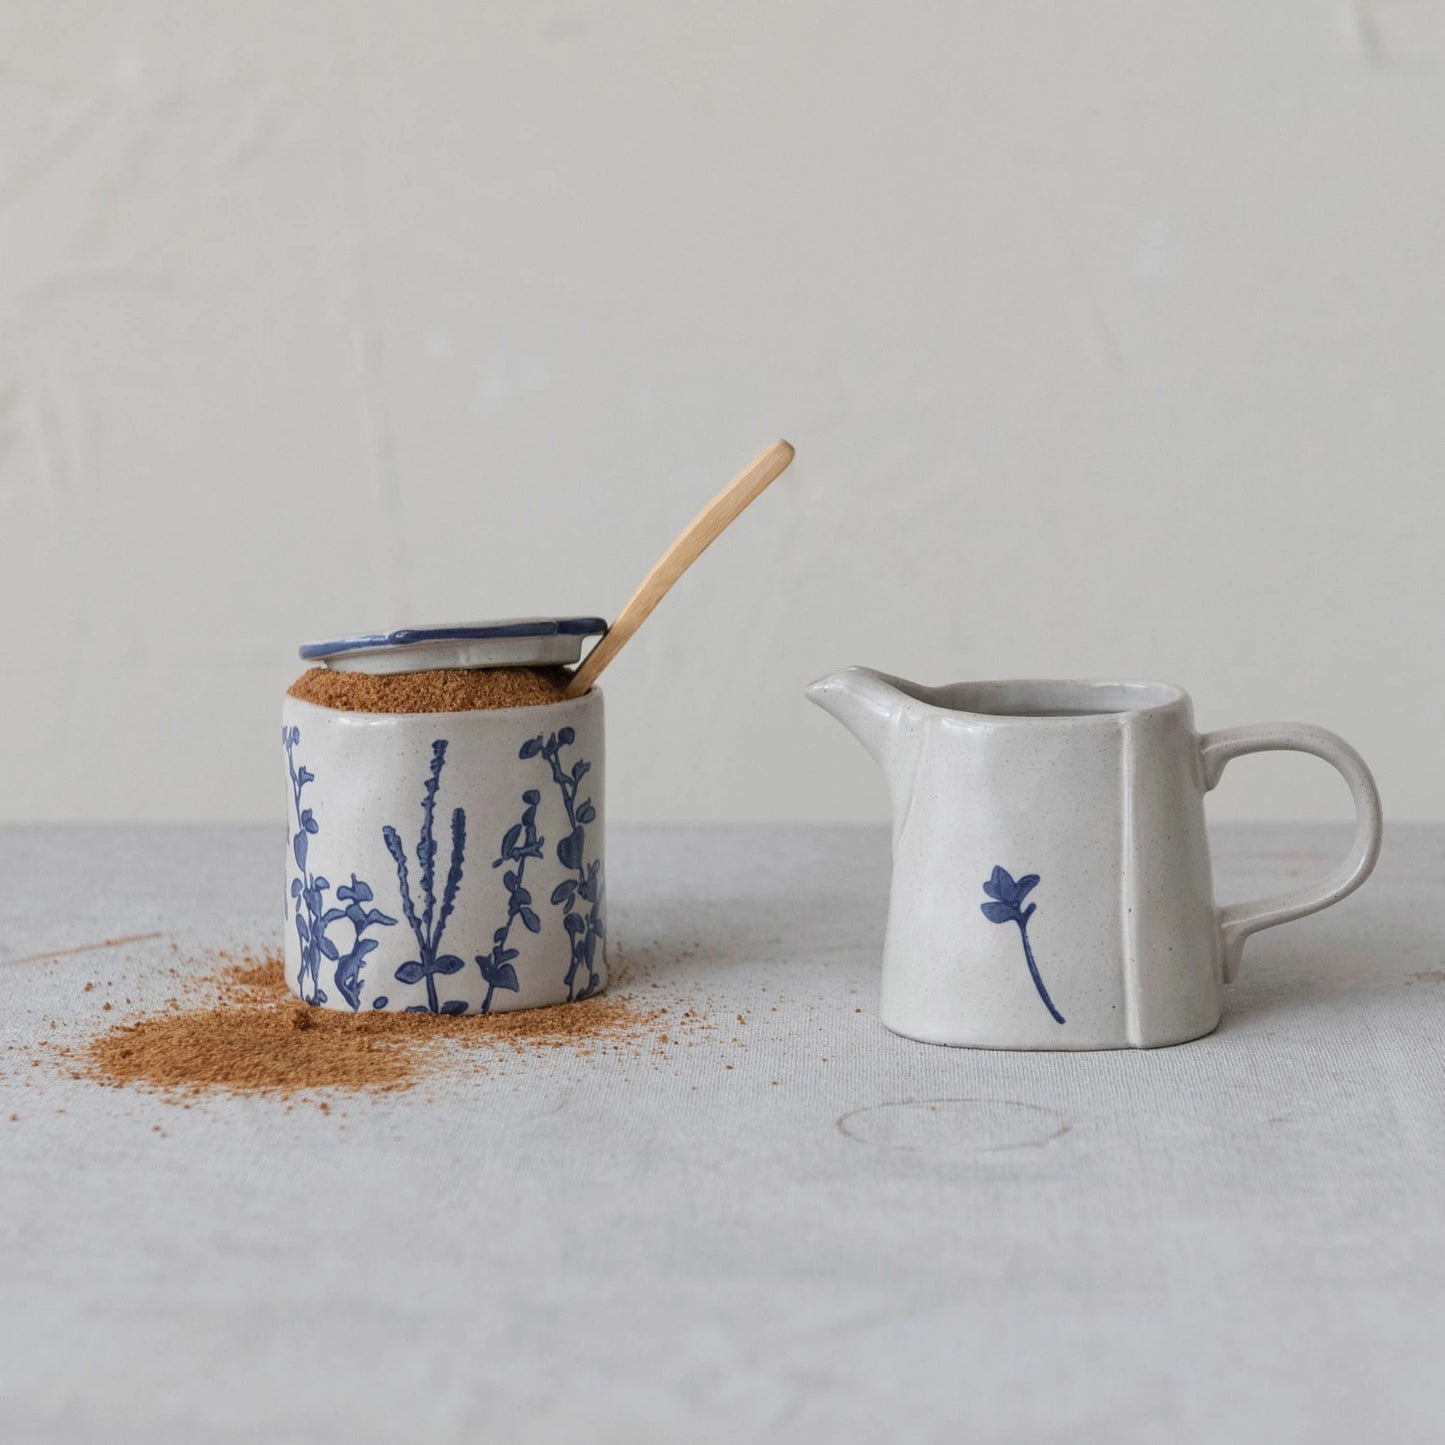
[77,951,668,1102]
[288,665,572,714]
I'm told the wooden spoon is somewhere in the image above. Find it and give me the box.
[563,439,796,699]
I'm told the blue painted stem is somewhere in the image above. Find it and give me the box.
[545,749,596,1000]
[482,845,531,1014]
[382,741,467,1014]
[285,738,306,998]
[545,750,578,828]
[285,732,319,1002]
[1016,918,1065,1025]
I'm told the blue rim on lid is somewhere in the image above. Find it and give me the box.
[298,617,607,675]
[300,617,607,661]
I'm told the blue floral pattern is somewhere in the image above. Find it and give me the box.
[284,726,396,1008]
[382,740,469,1015]
[980,866,1064,1024]
[522,727,605,1001]
[476,788,546,1012]
[286,724,604,1013]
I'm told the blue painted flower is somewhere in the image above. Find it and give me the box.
[284,727,395,1009]
[521,729,604,1001]
[980,865,1040,925]
[979,866,1064,1024]
[382,739,468,1014]
[472,781,548,1012]
[476,949,520,1013]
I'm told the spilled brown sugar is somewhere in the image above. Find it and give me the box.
[77,951,668,1102]
[287,666,571,714]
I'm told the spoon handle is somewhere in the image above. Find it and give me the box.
[563,439,796,699]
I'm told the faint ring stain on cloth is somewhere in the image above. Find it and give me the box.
[836,1098,1070,1154]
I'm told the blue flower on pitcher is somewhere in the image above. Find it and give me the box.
[980,866,1065,1024]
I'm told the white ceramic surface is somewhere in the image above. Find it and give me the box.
[281,690,605,1014]
[807,669,1383,1050]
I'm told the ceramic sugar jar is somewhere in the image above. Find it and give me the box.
[282,619,607,1015]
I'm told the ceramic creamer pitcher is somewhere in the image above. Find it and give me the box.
[808,669,1383,1050]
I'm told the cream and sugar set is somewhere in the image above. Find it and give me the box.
[283,444,1383,1050]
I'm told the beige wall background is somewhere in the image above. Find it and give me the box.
[1,1,1442,825]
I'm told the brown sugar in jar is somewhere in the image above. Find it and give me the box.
[288,665,570,714]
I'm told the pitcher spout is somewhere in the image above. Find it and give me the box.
[805,666,921,782]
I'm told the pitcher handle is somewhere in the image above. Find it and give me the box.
[1199,723,1383,984]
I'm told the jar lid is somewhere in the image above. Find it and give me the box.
[299,617,607,675]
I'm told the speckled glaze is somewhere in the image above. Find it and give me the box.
[808,670,1382,1050]
[281,689,605,1015]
